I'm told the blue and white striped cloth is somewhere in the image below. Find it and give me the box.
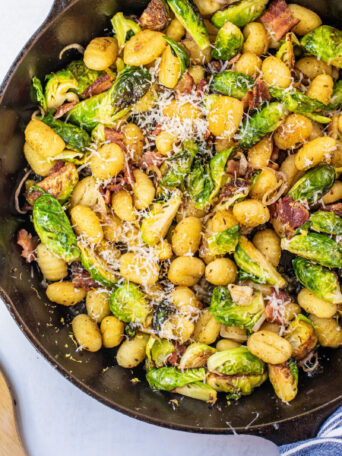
[279,406,342,455]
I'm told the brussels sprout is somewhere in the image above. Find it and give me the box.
[146,366,206,391]
[161,141,198,188]
[202,94,221,112]
[285,315,317,360]
[268,358,298,403]
[111,12,141,49]
[67,60,104,96]
[173,381,217,403]
[212,22,244,61]
[164,37,190,77]
[234,236,286,287]
[31,76,47,111]
[211,0,268,29]
[269,87,326,114]
[166,0,210,50]
[207,347,265,375]
[301,25,342,68]
[310,211,342,235]
[209,147,235,202]
[303,112,332,125]
[26,164,79,205]
[276,33,300,69]
[111,65,152,109]
[281,232,342,268]
[110,282,150,324]
[330,80,342,110]
[152,302,174,331]
[79,243,118,288]
[207,224,240,255]
[179,343,216,369]
[209,72,253,100]
[207,372,267,399]
[45,70,78,110]
[238,102,288,149]
[288,165,335,207]
[186,159,213,209]
[33,194,80,262]
[146,336,175,368]
[293,257,342,304]
[210,287,264,330]
[42,112,91,153]
[141,189,182,246]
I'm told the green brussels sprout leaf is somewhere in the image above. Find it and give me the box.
[79,243,118,288]
[212,22,244,61]
[211,0,268,29]
[209,71,253,100]
[207,346,265,375]
[110,282,150,323]
[146,366,207,390]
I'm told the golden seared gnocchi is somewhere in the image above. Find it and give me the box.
[86,289,111,323]
[47,282,86,306]
[172,216,202,256]
[100,316,125,348]
[112,190,136,221]
[70,205,104,244]
[233,200,270,227]
[90,143,125,179]
[36,243,68,281]
[25,119,65,159]
[243,22,268,56]
[208,96,243,137]
[124,30,166,65]
[274,114,312,150]
[262,56,291,88]
[234,52,262,78]
[247,135,273,168]
[84,37,118,70]
[72,314,102,352]
[168,256,205,286]
[294,137,336,170]
[252,229,281,268]
[117,333,149,368]
[307,74,334,105]
[132,169,155,210]
[193,309,221,345]
[205,258,237,286]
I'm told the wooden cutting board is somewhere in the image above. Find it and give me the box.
[0,370,27,456]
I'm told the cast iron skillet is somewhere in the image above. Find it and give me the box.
[1,0,342,444]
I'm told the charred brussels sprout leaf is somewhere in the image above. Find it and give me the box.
[301,25,342,68]
[238,102,288,149]
[79,243,118,287]
[210,287,264,330]
[268,358,298,402]
[207,224,240,255]
[146,367,207,391]
[173,381,217,403]
[207,347,265,375]
[186,159,213,209]
[141,189,182,246]
[67,60,104,96]
[42,112,91,153]
[31,76,47,111]
[45,70,78,110]
[212,22,244,61]
[281,232,342,268]
[209,147,235,201]
[288,165,335,207]
[330,80,342,109]
[269,87,327,114]
[111,12,141,49]
[164,37,190,76]
[179,343,216,369]
[234,236,286,287]
[152,302,175,331]
[211,0,268,29]
[166,0,210,51]
[110,282,150,324]
[310,211,342,235]
[161,140,198,187]
[207,372,267,400]
[293,257,342,304]
[146,336,175,368]
[209,71,253,99]
[112,65,152,108]
[33,194,80,262]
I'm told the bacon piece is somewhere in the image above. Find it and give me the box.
[271,196,309,237]
[54,102,77,119]
[175,72,194,95]
[320,202,342,217]
[167,343,187,366]
[48,160,65,175]
[219,178,250,200]
[260,0,300,42]
[104,128,126,151]
[82,74,113,99]
[17,229,38,263]
[152,124,163,136]
[265,289,292,325]
[139,0,169,31]
[139,151,164,169]
[196,78,208,97]
[70,263,99,290]
[242,78,270,109]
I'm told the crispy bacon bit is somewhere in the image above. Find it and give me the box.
[48,160,65,175]
[82,74,113,99]
[17,229,38,263]
[242,78,270,109]
[320,202,342,217]
[271,196,309,237]
[196,78,208,97]
[54,102,77,119]
[265,289,292,325]
[70,263,99,290]
[139,151,164,169]
[175,72,194,95]
[167,343,187,366]
[219,178,250,199]
[104,128,126,151]
[260,0,300,42]
[152,124,163,136]
[139,0,169,31]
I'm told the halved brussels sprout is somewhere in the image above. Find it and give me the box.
[268,358,298,403]
[152,302,175,332]
[269,87,326,114]
[293,257,342,304]
[45,70,78,110]
[186,159,213,209]
[310,211,342,235]
[234,236,286,287]
[285,315,317,360]
[140,189,182,246]
[288,165,335,207]
[67,60,104,96]
[79,243,118,288]
[302,25,342,68]
[179,343,216,369]
[212,22,244,61]
[238,102,288,149]
[207,346,265,376]
[209,71,253,100]
[208,147,235,202]
[146,366,207,391]
[281,232,342,268]
[207,224,240,256]
[207,372,267,400]
[211,0,268,29]
[146,336,175,368]
[330,80,342,109]
[164,37,190,77]
[173,381,217,403]
[161,140,198,188]
[210,287,264,330]
[33,193,80,262]
[31,76,47,111]
[110,282,150,324]
[111,12,141,49]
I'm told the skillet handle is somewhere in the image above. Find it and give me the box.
[49,0,76,18]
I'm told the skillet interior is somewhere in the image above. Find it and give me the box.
[1,0,342,443]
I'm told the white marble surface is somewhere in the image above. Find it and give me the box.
[0,1,279,455]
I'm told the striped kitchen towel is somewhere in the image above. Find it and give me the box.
[280,406,342,455]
